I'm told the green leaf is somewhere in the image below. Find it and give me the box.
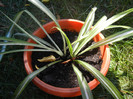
[13,33,55,49]
[0,11,23,62]
[0,49,53,55]
[32,35,55,49]
[73,7,97,52]
[0,11,44,46]
[13,33,28,38]
[72,64,93,99]
[105,25,131,30]
[86,15,107,38]
[73,16,107,56]
[55,27,73,57]
[106,8,133,26]
[0,37,57,51]
[7,11,23,37]
[12,60,62,99]
[28,0,60,27]
[75,60,123,99]
[28,0,66,55]
[0,37,27,43]
[79,28,133,55]
[78,7,97,38]
[0,42,46,48]
[73,8,133,57]
[24,10,62,54]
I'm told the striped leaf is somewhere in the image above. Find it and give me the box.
[75,60,123,99]
[24,10,62,54]
[13,33,55,49]
[105,25,131,30]
[78,7,97,39]
[12,60,61,99]
[106,8,133,26]
[0,11,44,46]
[28,0,60,27]
[79,28,133,55]
[73,8,133,56]
[0,37,59,52]
[0,11,23,61]
[72,64,93,99]
[0,49,55,55]
[73,16,107,56]
[28,0,66,55]
[32,35,55,49]
[55,27,73,57]
[73,7,97,52]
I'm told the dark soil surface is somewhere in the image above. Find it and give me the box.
[32,30,102,88]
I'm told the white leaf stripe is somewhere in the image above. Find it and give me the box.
[78,7,97,39]
[105,25,131,30]
[0,37,58,52]
[106,8,133,26]
[0,11,23,61]
[32,35,55,49]
[13,60,62,99]
[73,8,133,56]
[28,0,66,56]
[0,42,48,49]
[79,28,133,55]
[55,27,73,57]
[28,0,60,27]
[75,60,123,99]
[73,7,96,52]
[0,49,60,55]
[73,16,107,56]
[13,33,56,49]
[0,11,43,46]
[24,10,62,53]
[72,64,93,99]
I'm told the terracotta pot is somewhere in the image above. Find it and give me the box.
[24,19,110,97]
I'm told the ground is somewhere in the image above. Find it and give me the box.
[0,0,133,99]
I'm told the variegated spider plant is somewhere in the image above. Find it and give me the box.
[0,0,133,99]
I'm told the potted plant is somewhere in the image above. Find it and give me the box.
[0,0,133,99]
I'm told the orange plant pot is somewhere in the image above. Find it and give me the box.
[24,19,110,97]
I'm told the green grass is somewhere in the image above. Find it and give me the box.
[0,0,133,99]
[109,38,133,99]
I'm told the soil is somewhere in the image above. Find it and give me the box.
[31,30,102,88]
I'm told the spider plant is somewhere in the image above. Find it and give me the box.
[0,0,133,99]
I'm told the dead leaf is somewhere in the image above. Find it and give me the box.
[37,55,56,62]
[0,1,5,7]
[57,14,60,20]
[42,0,49,3]
[35,65,39,70]
[41,20,46,23]
[25,4,30,6]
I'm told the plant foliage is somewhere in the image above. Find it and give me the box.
[0,0,133,98]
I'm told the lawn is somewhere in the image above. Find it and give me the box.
[0,0,133,99]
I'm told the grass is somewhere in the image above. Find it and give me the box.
[110,39,133,99]
[0,0,133,98]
